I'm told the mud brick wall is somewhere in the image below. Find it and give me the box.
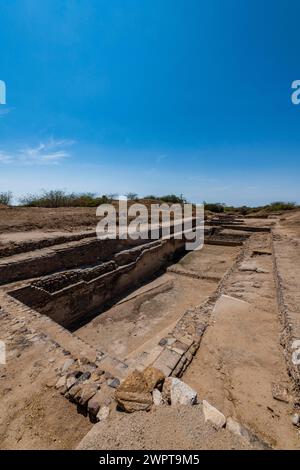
[0,237,148,285]
[10,238,186,329]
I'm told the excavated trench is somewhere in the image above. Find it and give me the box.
[6,227,242,367]
[3,216,254,368]
[9,237,187,330]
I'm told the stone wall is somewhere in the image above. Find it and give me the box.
[10,238,186,329]
[0,237,147,285]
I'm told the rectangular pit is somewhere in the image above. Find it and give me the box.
[9,237,187,329]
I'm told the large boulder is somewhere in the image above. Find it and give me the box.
[202,400,226,429]
[73,382,99,406]
[115,368,164,413]
[115,390,153,413]
[162,377,197,405]
[143,367,165,391]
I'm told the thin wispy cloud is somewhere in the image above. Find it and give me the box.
[0,138,74,165]
[0,107,12,118]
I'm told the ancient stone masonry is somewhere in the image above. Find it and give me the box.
[272,233,300,393]
[9,238,186,329]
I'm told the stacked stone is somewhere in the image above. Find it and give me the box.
[55,356,120,422]
[114,367,197,412]
[32,271,81,293]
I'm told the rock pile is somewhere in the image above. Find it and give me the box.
[115,367,197,413]
[55,358,199,420]
[55,356,118,422]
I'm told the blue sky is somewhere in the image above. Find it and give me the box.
[0,0,300,205]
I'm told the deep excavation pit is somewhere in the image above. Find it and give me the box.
[9,237,187,330]
[7,226,241,373]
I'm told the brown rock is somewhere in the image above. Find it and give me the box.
[117,370,148,393]
[115,370,153,413]
[55,376,66,389]
[75,382,99,406]
[65,383,82,401]
[115,390,153,412]
[66,376,77,390]
[87,391,102,418]
[91,370,105,382]
[143,366,165,391]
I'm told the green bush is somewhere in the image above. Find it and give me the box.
[266,201,297,212]
[160,194,187,204]
[204,202,225,213]
[19,190,110,208]
[143,195,159,200]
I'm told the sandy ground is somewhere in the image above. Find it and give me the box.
[0,309,92,449]
[0,207,98,234]
[76,245,239,361]
[183,232,300,449]
[76,274,215,358]
[77,405,258,450]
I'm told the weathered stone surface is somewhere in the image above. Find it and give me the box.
[97,405,110,422]
[115,391,153,412]
[87,391,102,418]
[61,358,74,373]
[163,377,197,405]
[75,382,99,406]
[159,338,167,346]
[152,389,163,406]
[118,370,146,391]
[78,371,91,382]
[291,339,300,350]
[107,378,120,389]
[103,371,114,380]
[292,349,300,365]
[226,417,243,436]
[292,413,300,427]
[65,383,82,400]
[55,376,67,390]
[115,370,153,413]
[154,349,181,376]
[66,375,77,390]
[202,400,226,429]
[91,370,105,382]
[143,366,165,391]
[171,340,189,355]
[78,356,90,365]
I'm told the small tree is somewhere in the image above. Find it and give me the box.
[160,194,187,204]
[125,192,139,201]
[0,191,12,205]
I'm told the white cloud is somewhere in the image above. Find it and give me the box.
[0,138,74,165]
